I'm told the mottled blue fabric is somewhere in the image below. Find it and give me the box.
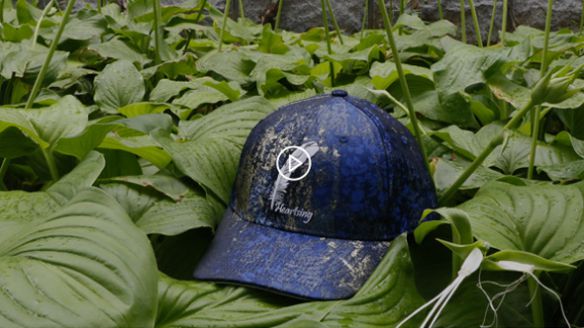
[194,92,437,300]
[194,208,390,299]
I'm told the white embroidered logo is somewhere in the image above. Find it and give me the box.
[269,141,319,223]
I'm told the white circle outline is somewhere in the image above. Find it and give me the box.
[276,146,313,181]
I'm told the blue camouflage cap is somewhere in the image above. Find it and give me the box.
[193,90,437,300]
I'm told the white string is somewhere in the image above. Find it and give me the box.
[495,260,573,328]
[478,269,498,328]
[428,277,464,328]
[526,271,571,328]
[395,292,443,328]
[421,280,459,327]
[478,269,528,328]
[397,248,484,328]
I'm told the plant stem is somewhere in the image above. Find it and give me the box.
[486,0,498,46]
[528,0,553,179]
[451,226,462,280]
[360,0,368,40]
[528,275,545,327]
[459,0,467,43]
[152,0,163,64]
[275,0,284,31]
[389,0,393,22]
[399,0,405,15]
[377,0,428,168]
[437,0,444,20]
[580,0,584,34]
[575,305,584,327]
[194,0,208,23]
[41,148,59,182]
[468,0,482,47]
[182,30,193,54]
[527,106,541,179]
[440,99,536,204]
[32,0,55,49]
[0,0,4,24]
[25,0,76,110]
[540,0,553,76]
[238,0,244,18]
[218,0,232,51]
[0,158,9,190]
[320,0,335,87]
[325,0,344,45]
[501,0,508,43]
[274,0,284,31]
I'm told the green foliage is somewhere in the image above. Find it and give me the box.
[94,60,146,113]
[0,0,584,326]
[0,152,158,327]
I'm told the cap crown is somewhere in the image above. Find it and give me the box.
[232,94,436,241]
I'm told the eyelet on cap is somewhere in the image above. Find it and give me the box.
[331,89,348,97]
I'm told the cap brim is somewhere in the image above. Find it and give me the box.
[193,208,390,300]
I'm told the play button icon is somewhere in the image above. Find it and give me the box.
[276,144,317,181]
[288,155,302,172]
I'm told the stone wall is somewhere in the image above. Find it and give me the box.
[44,0,583,43]
[211,0,583,42]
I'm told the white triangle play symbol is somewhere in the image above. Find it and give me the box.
[288,155,302,172]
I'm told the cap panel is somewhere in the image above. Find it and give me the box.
[233,97,395,240]
[193,208,390,300]
[344,96,437,233]
[232,95,332,215]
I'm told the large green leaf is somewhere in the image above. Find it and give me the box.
[370,61,433,90]
[47,151,107,204]
[196,50,253,85]
[433,157,505,192]
[155,234,424,328]
[433,124,502,160]
[171,85,239,112]
[154,97,274,204]
[60,16,106,41]
[457,181,584,264]
[178,96,274,142]
[89,38,150,65]
[100,175,222,236]
[434,124,580,174]
[0,96,88,152]
[155,135,241,205]
[484,133,580,174]
[0,22,33,42]
[54,118,119,160]
[538,160,584,181]
[244,48,312,96]
[150,78,244,104]
[141,54,199,80]
[94,60,146,113]
[324,45,381,75]
[99,134,171,168]
[0,152,158,327]
[0,42,67,83]
[431,40,527,127]
[258,24,289,55]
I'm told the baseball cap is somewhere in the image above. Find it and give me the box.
[193,90,436,300]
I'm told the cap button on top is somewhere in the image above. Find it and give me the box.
[331,90,348,97]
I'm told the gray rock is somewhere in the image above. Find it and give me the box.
[213,0,583,44]
[40,0,584,44]
[418,0,582,43]
[210,0,364,32]
[418,0,505,43]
